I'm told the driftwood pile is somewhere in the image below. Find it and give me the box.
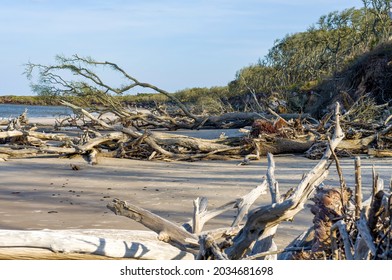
[305,95,392,159]
[0,103,390,260]
[0,99,316,163]
[10,54,388,163]
[0,96,391,165]
[281,156,392,260]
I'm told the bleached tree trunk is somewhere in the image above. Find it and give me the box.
[0,229,194,260]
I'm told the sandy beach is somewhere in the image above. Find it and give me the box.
[1,153,391,248]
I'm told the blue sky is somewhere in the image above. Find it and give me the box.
[0,0,362,95]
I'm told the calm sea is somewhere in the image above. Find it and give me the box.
[0,104,73,118]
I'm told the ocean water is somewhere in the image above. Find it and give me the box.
[0,104,73,118]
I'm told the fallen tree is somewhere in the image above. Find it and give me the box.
[25,55,290,130]
[0,229,194,260]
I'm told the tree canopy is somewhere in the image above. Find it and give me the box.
[229,1,392,112]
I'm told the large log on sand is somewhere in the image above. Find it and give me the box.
[257,136,315,156]
[0,229,194,260]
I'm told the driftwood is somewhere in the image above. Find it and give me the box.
[368,148,392,157]
[187,180,268,235]
[25,55,317,131]
[15,54,391,162]
[1,88,390,164]
[285,151,391,260]
[0,100,319,163]
[0,103,391,259]
[0,229,193,260]
[107,199,199,250]
[250,153,281,260]
[224,103,343,259]
[100,102,346,260]
[103,102,391,260]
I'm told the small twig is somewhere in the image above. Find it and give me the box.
[327,136,347,210]
[371,165,379,206]
[355,156,362,220]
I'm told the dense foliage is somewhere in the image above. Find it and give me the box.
[230,1,392,112]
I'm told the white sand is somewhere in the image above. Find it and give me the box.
[28,117,57,126]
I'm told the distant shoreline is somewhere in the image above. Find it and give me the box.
[0,93,169,108]
[0,104,73,119]
[0,95,61,106]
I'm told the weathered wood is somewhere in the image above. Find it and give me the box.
[0,119,9,125]
[199,227,241,242]
[266,152,281,203]
[60,101,245,161]
[192,197,208,234]
[372,165,378,203]
[226,102,344,259]
[384,114,392,126]
[28,131,74,142]
[0,229,194,260]
[196,234,228,260]
[330,220,353,260]
[250,227,278,260]
[356,213,377,258]
[355,156,362,219]
[256,136,315,156]
[0,130,24,139]
[153,132,238,154]
[231,180,268,228]
[368,148,392,157]
[368,190,385,240]
[278,227,314,260]
[328,136,348,210]
[354,236,370,260]
[185,181,268,233]
[0,147,38,157]
[107,199,198,249]
[77,132,125,152]
[250,153,280,259]
[337,135,375,150]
